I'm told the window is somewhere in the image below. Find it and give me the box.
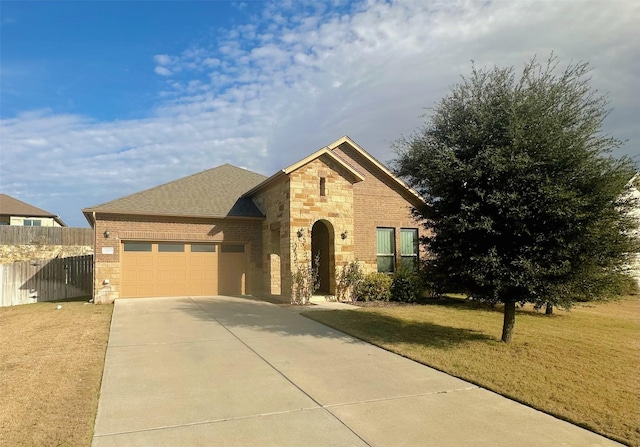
[376,228,395,273]
[24,219,42,226]
[123,242,152,252]
[191,243,216,253]
[221,244,245,253]
[320,177,326,196]
[158,243,185,252]
[400,229,419,271]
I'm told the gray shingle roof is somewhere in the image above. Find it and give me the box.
[83,164,267,218]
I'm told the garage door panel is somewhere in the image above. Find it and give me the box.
[122,242,223,298]
[129,270,155,282]
[157,257,187,268]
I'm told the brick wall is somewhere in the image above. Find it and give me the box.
[92,213,263,303]
[333,143,430,274]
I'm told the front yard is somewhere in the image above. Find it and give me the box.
[0,301,112,447]
[304,295,640,446]
[1,295,637,446]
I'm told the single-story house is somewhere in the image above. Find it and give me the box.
[0,194,67,227]
[82,136,427,303]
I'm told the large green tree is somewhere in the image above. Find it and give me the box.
[393,56,638,342]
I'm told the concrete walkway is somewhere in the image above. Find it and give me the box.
[92,296,621,446]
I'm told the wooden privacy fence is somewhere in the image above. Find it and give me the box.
[0,226,93,246]
[0,255,93,307]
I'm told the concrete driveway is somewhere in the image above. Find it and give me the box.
[92,296,621,446]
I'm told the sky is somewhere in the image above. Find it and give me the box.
[1,0,638,227]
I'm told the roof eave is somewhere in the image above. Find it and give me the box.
[81,209,265,221]
[242,171,287,198]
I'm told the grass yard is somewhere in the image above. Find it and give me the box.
[0,301,113,447]
[303,295,640,446]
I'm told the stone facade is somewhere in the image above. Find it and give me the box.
[0,245,92,264]
[251,176,292,297]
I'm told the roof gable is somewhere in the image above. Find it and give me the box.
[83,164,267,220]
[0,194,66,226]
[283,148,365,181]
[328,136,425,207]
[243,147,365,197]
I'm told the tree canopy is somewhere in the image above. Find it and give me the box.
[393,56,639,342]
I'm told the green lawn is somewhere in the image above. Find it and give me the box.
[303,296,640,446]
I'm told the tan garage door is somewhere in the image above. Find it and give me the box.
[121,241,246,298]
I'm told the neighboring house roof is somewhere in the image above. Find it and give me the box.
[0,194,67,226]
[82,164,267,222]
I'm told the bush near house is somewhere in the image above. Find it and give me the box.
[354,272,392,302]
[390,269,423,303]
[336,261,365,302]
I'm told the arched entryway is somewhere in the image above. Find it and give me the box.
[311,220,335,295]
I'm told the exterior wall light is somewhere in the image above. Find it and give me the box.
[341,230,348,240]
[104,229,110,238]
[296,229,304,238]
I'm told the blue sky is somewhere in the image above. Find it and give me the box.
[1,0,638,227]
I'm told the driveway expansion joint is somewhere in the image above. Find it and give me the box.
[93,406,328,438]
[322,385,480,409]
[107,338,235,348]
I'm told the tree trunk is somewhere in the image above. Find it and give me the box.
[501,301,516,343]
[545,303,553,315]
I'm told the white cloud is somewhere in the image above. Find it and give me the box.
[154,66,172,76]
[1,0,639,226]
[203,57,221,68]
[153,54,172,65]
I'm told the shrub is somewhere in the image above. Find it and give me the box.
[291,231,319,305]
[354,272,392,302]
[336,261,364,303]
[390,269,423,303]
